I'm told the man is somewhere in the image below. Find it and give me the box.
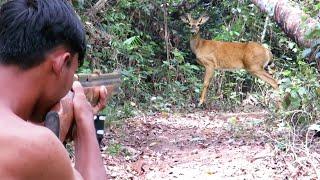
[0,0,107,179]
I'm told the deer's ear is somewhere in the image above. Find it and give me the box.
[180,15,189,23]
[199,15,209,24]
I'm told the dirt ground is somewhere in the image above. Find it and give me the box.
[101,110,320,180]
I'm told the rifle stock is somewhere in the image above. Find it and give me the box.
[44,72,121,143]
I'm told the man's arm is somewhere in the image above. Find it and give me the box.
[23,81,106,180]
[72,81,107,180]
[31,81,106,180]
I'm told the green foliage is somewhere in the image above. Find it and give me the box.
[77,60,92,73]
[107,142,122,156]
[295,0,320,18]
[277,57,320,125]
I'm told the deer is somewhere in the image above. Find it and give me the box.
[180,13,279,106]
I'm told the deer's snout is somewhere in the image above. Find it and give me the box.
[190,25,199,33]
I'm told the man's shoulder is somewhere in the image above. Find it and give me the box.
[2,119,61,154]
[16,123,62,156]
[0,120,75,180]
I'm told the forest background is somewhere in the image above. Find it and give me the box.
[69,0,320,126]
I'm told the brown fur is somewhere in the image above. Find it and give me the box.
[181,14,278,106]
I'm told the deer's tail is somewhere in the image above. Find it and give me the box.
[264,49,274,72]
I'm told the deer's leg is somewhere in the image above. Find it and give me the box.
[249,70,279,89]
[199,67,214,106]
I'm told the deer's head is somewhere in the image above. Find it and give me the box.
[181,13,209,34]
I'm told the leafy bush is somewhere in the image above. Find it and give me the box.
[277,57,320,126]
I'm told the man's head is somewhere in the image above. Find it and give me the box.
[0,0,86,69]
[0,0,87,115]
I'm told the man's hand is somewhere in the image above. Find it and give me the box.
[46,82,108,142]
[83,85,108,114]
[72,82,108,127]
[72,81,95,128]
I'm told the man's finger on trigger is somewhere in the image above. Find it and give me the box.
[99,87,107,109]
[100,86,107,100]
[90,87,106,114]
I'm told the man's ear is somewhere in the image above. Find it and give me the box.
[52,52,71,76]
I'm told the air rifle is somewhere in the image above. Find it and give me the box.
[44,71,121,143]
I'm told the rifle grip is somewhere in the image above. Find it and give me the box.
[44,111,60,139]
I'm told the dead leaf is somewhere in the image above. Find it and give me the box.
[149,141,158,147]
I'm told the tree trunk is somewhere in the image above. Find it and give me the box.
[252,0,320,70]
[252,0,319,47]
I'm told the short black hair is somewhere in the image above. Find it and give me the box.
[0,0,86,69]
